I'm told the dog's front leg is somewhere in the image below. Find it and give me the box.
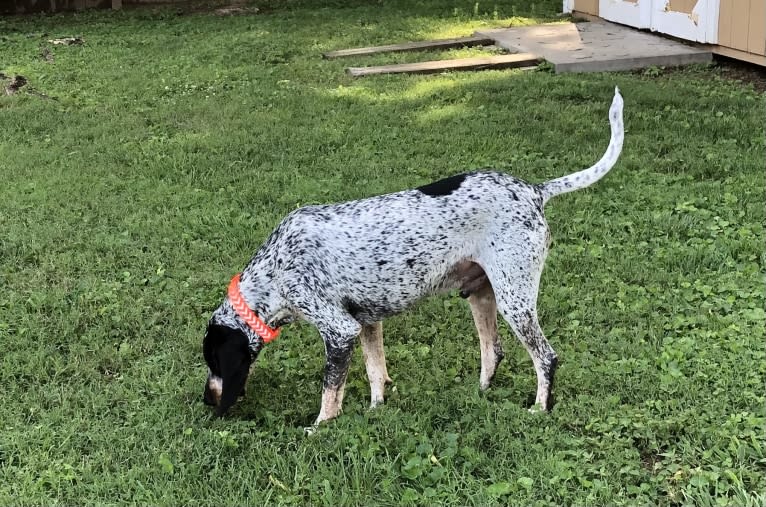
[310,314,362,428]
[314,335,356,426]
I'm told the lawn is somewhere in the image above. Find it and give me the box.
[0,0,764,505]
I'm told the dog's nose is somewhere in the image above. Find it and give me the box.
[203,384,218,406]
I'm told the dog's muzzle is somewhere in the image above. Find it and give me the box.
[203,375,223,406]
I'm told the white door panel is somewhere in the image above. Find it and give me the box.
[650,0,719,43]
[599,0,652,28]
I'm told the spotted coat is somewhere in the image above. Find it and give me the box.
[204,87,625,426]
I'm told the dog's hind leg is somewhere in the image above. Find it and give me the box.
[467,282,504,391]
[360,321,391,408]
[502,304,557,412]
[482,244,558,411]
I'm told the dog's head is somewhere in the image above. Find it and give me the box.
[202,323,257,417]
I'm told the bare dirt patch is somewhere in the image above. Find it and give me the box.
[716,56,766,92]
[1,73,27,95]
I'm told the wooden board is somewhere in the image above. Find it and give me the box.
[747,0,766,56]
[573,0,598,16]
[347,53,539,76]
[667,0,696,14]
[717,0,766,56]
[323,36,495,59]
[713,45,766,67]
[718,0,733,49]
[729,0,751,51]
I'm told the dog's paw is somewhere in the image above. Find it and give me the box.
[304,424,319,436]
[528,403,546,414]
[369,398,385,409]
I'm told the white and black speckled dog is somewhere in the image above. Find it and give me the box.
[203,87,624,427]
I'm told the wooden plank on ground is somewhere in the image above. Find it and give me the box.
[323,36,495,59]
[347,53,540,76]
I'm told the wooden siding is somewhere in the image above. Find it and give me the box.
[574,0,599,16]
[668,0,697,14]
[718,0,766,56]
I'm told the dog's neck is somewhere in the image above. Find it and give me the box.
[211,268,291,353]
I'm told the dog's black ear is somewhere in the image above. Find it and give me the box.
[204,325,251,417]
[216,335,250,417]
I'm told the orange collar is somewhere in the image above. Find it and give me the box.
[227,273,281,343]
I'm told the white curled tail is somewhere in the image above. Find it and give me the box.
[539,87,624,204]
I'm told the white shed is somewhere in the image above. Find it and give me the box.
[564,0,766,66]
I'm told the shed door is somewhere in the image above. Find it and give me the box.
[598,0,652,29]
[649,0,720,43]
[598,0,720,43]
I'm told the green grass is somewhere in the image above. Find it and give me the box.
[1,1,764,505]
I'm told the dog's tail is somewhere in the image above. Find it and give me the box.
[539,87,624,205]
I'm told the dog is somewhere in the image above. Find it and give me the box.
[203,87,624,427]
